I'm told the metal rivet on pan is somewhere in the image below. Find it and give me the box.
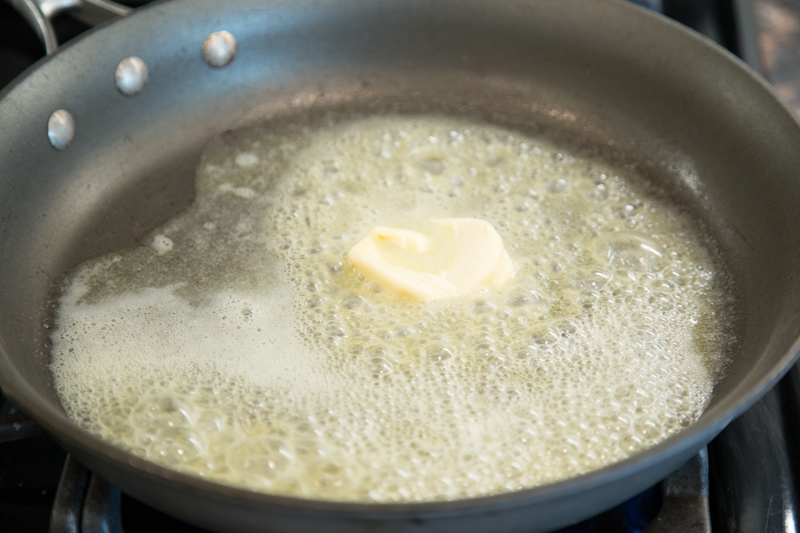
[115,56,148,95]
[47,109,75,150]
[202,31,237,68]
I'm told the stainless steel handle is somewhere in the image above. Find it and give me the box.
[7,0,132,55]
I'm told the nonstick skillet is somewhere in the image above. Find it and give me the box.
[1,0,800,531]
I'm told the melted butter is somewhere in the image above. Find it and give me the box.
[348,218,513,301]
[49,113,736,503]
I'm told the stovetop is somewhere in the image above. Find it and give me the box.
[0,1,799,532]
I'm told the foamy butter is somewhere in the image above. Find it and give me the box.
[50,114,736,503]
[348,218,514,301]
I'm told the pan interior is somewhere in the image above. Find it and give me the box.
[44,102,741,502]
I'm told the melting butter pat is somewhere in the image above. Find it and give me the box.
[348,218,514,301]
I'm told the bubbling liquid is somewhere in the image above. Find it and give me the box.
[50,114,735,503]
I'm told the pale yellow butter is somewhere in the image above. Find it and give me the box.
[348,218,514,301]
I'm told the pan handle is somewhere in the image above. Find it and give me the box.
[7,0,131,55]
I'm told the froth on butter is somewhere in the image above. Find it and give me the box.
[49,114,734,504]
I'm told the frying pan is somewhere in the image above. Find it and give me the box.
[1,0,800,531]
